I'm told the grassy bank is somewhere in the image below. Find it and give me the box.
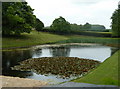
[2,31,68,48]
[73,50,120,86]
[56,36,120,47]
[2,30,120,49]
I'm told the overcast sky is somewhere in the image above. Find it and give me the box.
[26,0,119,29]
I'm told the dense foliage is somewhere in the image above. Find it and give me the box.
[70,23,106,32]
[90,25,106,31]
[35,18,44,32]
[83,22,91,30]
[111,8,120,37]
[50,16,71,34]
[70,24,82,31]
[44,22,106,34]
[2,2,43,36]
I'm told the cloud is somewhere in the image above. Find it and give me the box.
[26,0,119,28]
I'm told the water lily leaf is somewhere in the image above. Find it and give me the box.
[11,57,100,79]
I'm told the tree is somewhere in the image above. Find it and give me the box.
[90,25,106,31]
[35,18,44,32]
[111,8,120,37]
[70,24,81,31]
[83,22,91,30]
[50,16,71,34]
[2,2,36,36]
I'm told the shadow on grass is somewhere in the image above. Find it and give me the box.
[2,34,31,40]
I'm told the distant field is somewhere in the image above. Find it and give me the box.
[73,50,120,86]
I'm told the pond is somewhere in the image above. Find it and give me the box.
[2,44,119,84]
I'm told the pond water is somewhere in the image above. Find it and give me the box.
[2,44,119,84]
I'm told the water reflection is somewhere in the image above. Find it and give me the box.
[2,50,33,77]
[49,46,70,57]
[31,48,42,58]
[111,47,119,56]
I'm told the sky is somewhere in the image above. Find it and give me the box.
[26,0,119,29]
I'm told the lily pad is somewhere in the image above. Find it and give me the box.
[11,57,100,79]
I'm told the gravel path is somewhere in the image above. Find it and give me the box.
[1,76,47,87]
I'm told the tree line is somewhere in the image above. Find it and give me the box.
[2,2,120,37]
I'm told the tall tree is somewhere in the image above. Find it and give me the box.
[2,2,36,35]
[50,16,71,34]
[111,8,120,37]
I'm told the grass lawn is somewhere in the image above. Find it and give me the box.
[56,35,120,47]
[73,50,120,86]
[2,31,68,48]
[2,30,120,49]
[81,31,112,34]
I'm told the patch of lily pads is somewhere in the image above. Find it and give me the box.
[11,57,100,79]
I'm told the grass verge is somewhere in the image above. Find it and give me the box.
[73,50,120,86]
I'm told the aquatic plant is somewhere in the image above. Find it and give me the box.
[12,57,100,79]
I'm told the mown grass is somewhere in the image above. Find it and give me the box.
[2,30,68,48]
[56,36,120,46]
[2,30,120,49]
[81,31,112,34]
[73,50,120,86]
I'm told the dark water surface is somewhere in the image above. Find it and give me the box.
[2,44,118,84]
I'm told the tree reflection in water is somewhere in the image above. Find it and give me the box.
[2,49,33,77]
[49,46,71,57]
[111,47,119,56]
[31,48,42,57]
